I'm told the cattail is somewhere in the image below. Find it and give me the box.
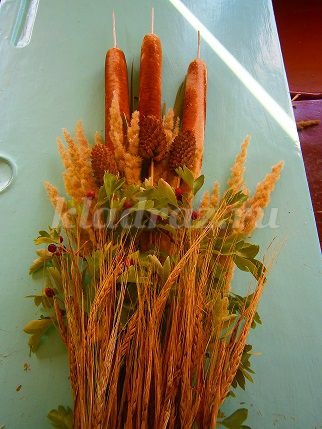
[139,115,167,161]
[91,143,118,187]
[168,130,196,171]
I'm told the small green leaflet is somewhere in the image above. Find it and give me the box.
[23,318,53,352]
[220,408,249,429]
[193,175,205,195]
[47,405,73,429]
[233,255,265,281]
[173,77,186,121]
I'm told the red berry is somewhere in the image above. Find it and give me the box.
[86,190,95,200]
[48,243,57,253]
[191,210,200,220]
[124,200,132,209]
[44,287,55,298]
[175,187,184,201]
[59,235,63,243]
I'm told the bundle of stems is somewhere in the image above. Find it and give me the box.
[26,114,283,428]
[57,219,268,428]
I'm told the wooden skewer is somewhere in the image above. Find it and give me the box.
[150,159,155,185]
[151,7,154,34]
[197,30,201,59]
[112,10,117,48]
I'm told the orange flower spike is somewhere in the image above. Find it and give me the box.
[105,12,130,148]
[138,10,162,119]
[182,32,207,177]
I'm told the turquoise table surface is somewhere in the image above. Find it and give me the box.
[0,1,321,428]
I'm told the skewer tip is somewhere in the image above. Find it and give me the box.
[197,30,201,58]
[151,7,154,34]
[112,10,117,48]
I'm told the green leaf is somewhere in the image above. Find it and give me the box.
[26,295,43,307]
[29,249,53,274]
[221,408,248,429]
[47,267,62,292]
[141,180,178,208]
[175,165,194,190]
[23,318,52,335]
[34,295,43,306]
[243,370,254,383]
[146,208,169,220]
[157,179,178,206]
[117,266,145,284]
[104,173,125,199]
[251,311,262,328]
[29,258,47,275]
[47,405,73,429]
[235,370,246,390]
[28,334,42,353]
[233,256,265,281]
[34,236,54,245]
[193,175,205,195]
[235,242,259,259]
[224,190,248,207]
[97,185,108,206]
[173,77,186,121]
[39,230,50,237]
[128,199,154,213]
[24,318,53,352]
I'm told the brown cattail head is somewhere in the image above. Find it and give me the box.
[139,115,167,161]
[105,48,130,149]
[168,130,196,171]
[91,143,118,187]
[138,34,162,119]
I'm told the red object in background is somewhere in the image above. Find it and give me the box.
[273,0,322,94]
[293,100,322,246]
[273,0,322,248]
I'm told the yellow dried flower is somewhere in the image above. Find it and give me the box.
[228,135,250,192]
[109,93,126,171]
[58,124,97,201]
[75,121,97,192]
[163,108,176,148]
[124,153,142,185]
[200,191,211,210]
[211,182,219,208]
[127,110,140,156]
[241,161,284,235]
[44,182,71,228]
[57,137,70,170]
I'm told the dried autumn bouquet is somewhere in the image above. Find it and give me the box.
[25,26,283,429]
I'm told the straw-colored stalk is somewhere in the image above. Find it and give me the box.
[51,203,269,429]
